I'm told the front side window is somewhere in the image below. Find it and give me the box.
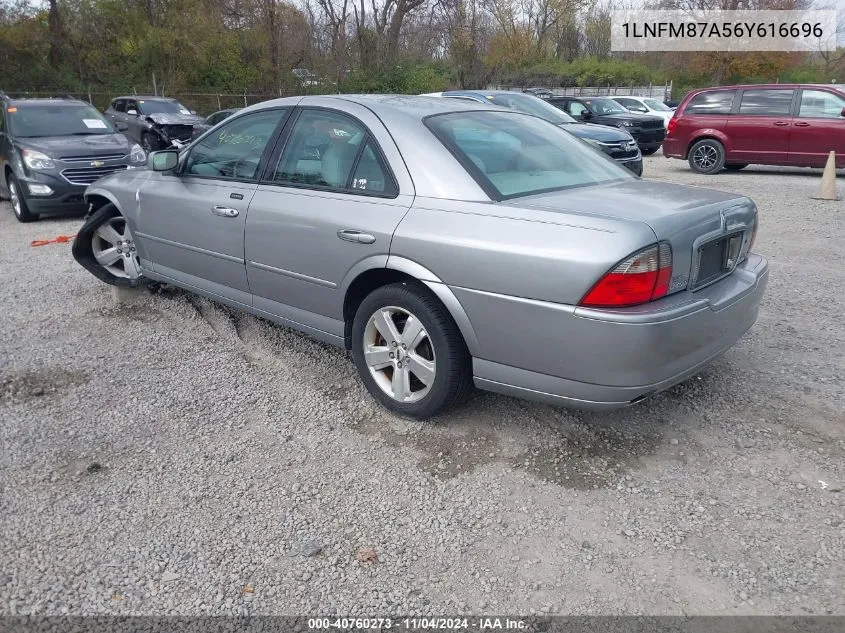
[615,98,646,112]
[7,104,115,137]
[426,111,632,201]
[798,90,845,119]
[738,89,794,116]
[568,101,589,117]
[685,90,736,115]
[112,99,126,113]
[273,109,395,195]
[184,109,286,180]
[643,98,672,112]
[126,100,138,113]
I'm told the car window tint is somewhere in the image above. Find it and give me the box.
[274,110,367,189]
[7,105,115,137]
[113,99,125,113]
[798,90,845,118]
[739,89,794,115]
[126,100,138,113]
[350,141,393,194]
[427,111,632,200]
[185,110,285,180]
[685,90,736,115]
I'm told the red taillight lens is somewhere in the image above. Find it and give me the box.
[667,117,677,136]
[580,243,673,308]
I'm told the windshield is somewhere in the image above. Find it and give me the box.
[7,104,115,137]
[643,98,672,111]
[487,93,576,125]
[138,100,191,115]
[426,111,632,201]
[585,98,628,115]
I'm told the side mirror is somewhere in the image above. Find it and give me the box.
[190,110,197,115]
[114,121,128,131]
[127,109,138,116]
[841,106,845,118]
[581,110,592,119]
[150,150,179,172]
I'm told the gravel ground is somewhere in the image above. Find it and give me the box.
[1,152,843,617]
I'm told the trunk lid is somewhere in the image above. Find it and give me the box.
[504,179,758,295]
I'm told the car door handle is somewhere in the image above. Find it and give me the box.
[773,121,789,126]
[337,230,376,244]
[211,206,239,218]
[793,121,811,127]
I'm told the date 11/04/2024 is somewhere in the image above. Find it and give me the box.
[307,617,529,630]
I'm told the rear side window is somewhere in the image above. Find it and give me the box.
[684,90,736,115]
[738,89,794,116]
[798,90,845,119]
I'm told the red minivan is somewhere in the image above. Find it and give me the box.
[662,84,845,174]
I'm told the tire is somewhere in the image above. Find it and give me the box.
[688,139,725,174]
[351,281,472,419]
[72,203,149,288]
[8,174,39,223]
[641,146,660,156]
[724,163,748,171]
[141,132,160,153]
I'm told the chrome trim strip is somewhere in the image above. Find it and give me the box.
[135,232,245,264]
[247,260,337,289]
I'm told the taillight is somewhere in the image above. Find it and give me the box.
[667,117,678,136]
[580,243,673,308]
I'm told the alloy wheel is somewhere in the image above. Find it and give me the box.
[693,145,719,170]
[363,306,436,403]
[91,216,141,279]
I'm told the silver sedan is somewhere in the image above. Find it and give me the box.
[73,95,768,419]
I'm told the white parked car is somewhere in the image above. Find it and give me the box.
[611,96,675,128]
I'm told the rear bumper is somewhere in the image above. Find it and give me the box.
[465,253,769,410]
[661,137,684,159]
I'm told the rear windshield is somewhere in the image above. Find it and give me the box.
[8,104,114,137]
[486,93,576,125]
[425,111,633,201]
[138,100,191,115]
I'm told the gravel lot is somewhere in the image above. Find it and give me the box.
[1,152,843,617]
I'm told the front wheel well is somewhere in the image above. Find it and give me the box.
[343,268,420,349]
[85,194,115,215]
[686,135,724,159]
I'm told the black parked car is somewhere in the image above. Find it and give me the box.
[0,94,146,222]
[104,96,205,152]
[547,96,666,154]
[190,108,242,140]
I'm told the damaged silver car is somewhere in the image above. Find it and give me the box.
[105,96,204,152]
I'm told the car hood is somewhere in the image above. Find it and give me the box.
[560,123,634,142]
[145,113,204,125]
[15,134,132,159]
[594,112,665,125]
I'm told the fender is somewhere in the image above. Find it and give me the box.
[688,129,732,157]
[84,186,123,216]
[386,255,481,357]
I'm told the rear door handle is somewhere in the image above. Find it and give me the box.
[337,230,376,244]
[212,205,239,218]
[793,121,810,127]
[773,121,789,126]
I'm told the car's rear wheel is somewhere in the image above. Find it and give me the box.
[351,282,472,419]
[72,203,148,287]
[724,163,748,171]
[8,175,39,223]
[688,139,725,174]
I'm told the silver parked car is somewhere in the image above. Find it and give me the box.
[73,95,768,419]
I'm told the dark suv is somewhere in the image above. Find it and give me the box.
[0,94,146,222]
[663,84,845,174]
[547,96,666,154]
[105,96,205,152]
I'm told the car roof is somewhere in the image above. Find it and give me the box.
[113,95,177,101]
[688,83,844,92]
[4,97,90,107]
[443,89,526,98]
